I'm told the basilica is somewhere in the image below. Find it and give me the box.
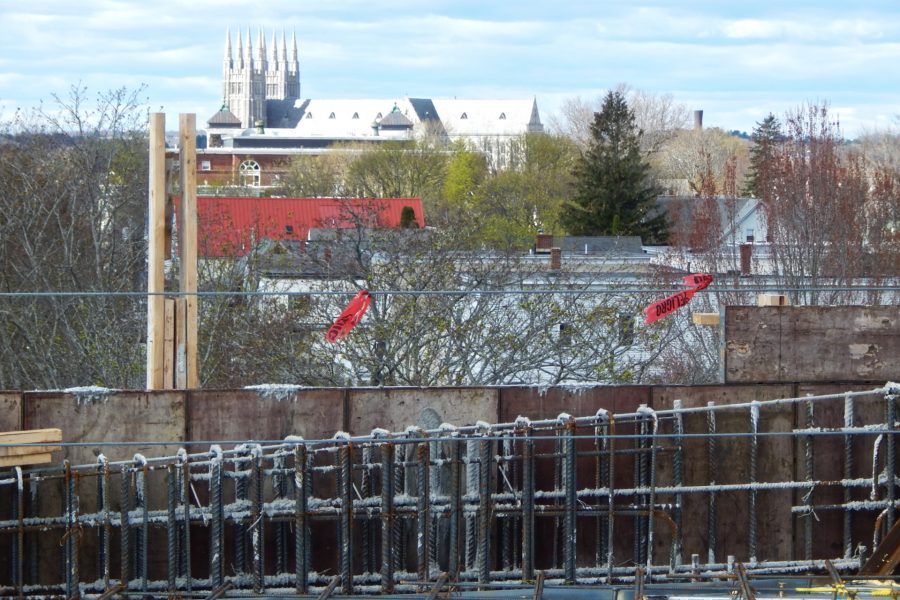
[201,29,544,182]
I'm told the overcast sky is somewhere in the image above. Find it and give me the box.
[1,1,898,137]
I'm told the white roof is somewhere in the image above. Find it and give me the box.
[284,97,541,139]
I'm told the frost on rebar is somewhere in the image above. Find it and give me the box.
[0,384,896,597]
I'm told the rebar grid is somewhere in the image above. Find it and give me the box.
[0,384,897,597]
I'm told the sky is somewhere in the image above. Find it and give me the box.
[1,1,898,138]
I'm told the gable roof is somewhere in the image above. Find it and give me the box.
[184,196,425,258]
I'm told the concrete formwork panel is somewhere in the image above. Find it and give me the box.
[22,390,186,586]
[188,388,345,442]
[348,387,498,435]
[792,384,892,561]
[0,392,22,584]
[187,388,346,578]
[725,306,900,383]
[499,386,651,568]
[652,384,795,565]
[0,392,22,433]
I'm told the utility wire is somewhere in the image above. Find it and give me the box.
[0,285,898,298]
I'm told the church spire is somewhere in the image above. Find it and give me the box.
[244,28,253,67]
[235,27,244,68]
[280,28,288,65]
[256,27,266,67]
[270,30,278,68]
[224,27,232,64]
[290,29,299,73]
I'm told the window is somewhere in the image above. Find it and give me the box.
[239,159,261,187]
[200,160,212,172]
[745,228,755,243]
[376,112,382,119]
[285,225,294,234]
[460,112,468,119]
[329,112,336,119]
[352,112,359,119]
[499,112,506,120]
[557,322,572,347]
[305,112,313,119]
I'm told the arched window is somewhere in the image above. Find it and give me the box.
[239,159,261,187]
[305,112,313,119]
[499,112,506,120]
[460,112,468,119]
[329,112,336,119]
[352,112,359,119]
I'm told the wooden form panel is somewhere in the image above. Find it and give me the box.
[652,384,796,564]
[725,306,900,383]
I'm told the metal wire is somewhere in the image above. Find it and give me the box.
[0,285,897,298]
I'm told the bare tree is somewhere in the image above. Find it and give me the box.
[0,85,149,389]
[548,85,690,154]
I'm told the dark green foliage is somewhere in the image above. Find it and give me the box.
[561,91,666,244]
[743,113,782,200]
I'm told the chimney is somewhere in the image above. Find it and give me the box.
[550,247,561,270]
[740,243,752,276]
[693,110,703,130]
[535,233,553,254]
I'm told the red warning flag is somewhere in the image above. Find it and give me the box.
[325,290,372,343]
[643,274,713,325]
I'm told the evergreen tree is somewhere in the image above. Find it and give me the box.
[561,91,667,243]
[743,113,782,200]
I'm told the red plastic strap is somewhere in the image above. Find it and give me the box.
[643,273,713,325]
[325,290,372,343]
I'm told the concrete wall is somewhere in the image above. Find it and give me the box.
[0,381,894,586]
[725,306,900,383]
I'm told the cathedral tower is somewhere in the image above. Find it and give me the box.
[223,28,300,128]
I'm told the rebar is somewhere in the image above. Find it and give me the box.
[294,441,310,594]
[707,402,717,565]
[886,394,896,530]
[339,441,353,594]
[562,414,577,585]
[672,401,684,569]
[477,430,492,587]
[209,447,224,589]
[805,398,815,560]
[0,385,895,597]
[843,394,854,558]
[380,440,395,593]
[416,435,431,585]
[748,402,759,563]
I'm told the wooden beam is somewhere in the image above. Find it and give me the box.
[146,112,167,389]
[175,296,187,390]
[692,312,721,326]
[164,298,176,389]
[179,114,200,389]
[0,445,60,458]
[0,453,53,468]
[0,429,62,444]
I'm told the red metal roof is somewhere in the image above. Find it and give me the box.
[179,196,424,257]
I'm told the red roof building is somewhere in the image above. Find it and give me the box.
[185,196,424,258]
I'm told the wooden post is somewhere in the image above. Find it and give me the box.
[179,114,200,388]
[164,298,176,389]
[175,297,188,389]
[146,113,166,389]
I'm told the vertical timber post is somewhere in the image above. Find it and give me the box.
[146,112,166,389]
[178,113,200,388]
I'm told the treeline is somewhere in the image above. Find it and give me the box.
[0,85,897,389]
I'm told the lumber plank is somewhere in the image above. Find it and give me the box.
[0,452,53,468]
[0,428,62,443]
[0,445,60,458]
